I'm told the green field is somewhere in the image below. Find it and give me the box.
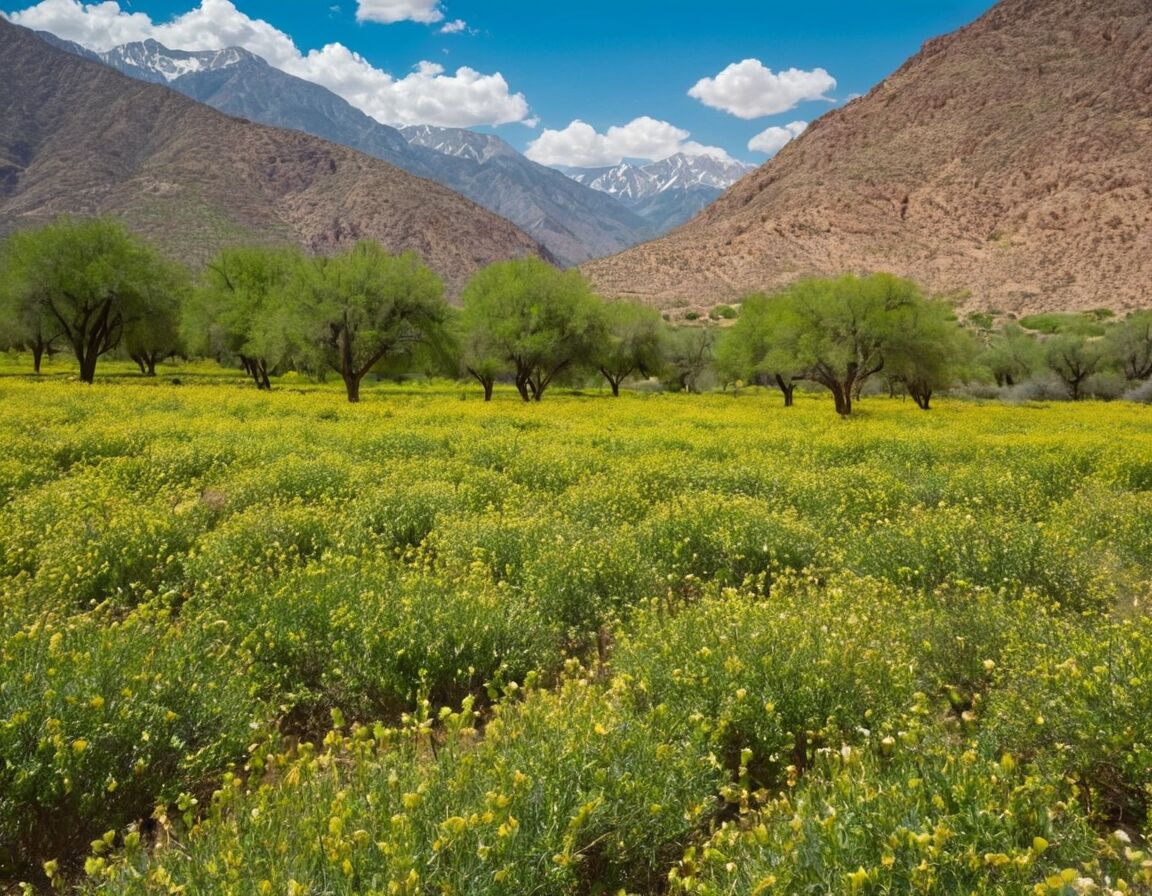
[1,369,1150,894]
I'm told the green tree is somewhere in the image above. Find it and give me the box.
[459,258,603,402]
[715,293,799,406]
[1103,311,1152,382]
[123,259,190,376]
[184,246,305,390]
[0,217,179,383]
[885,299,972,409]
[979,322,1041,387]
[294,243,447,403]
[0,262,64,373]
[595,300,667,396]
[766,274,943,415]
[1045,333,1104,401]
[665,325,716,394]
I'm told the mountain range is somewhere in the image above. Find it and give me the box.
[563,154,754,234]
[584,0,1152,315]
[34,33,747,266]
[0,18,545,291]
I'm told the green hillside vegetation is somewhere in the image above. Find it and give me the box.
[5,218,1152,414]
[2,218,1152,893]
[0,378,1149,892]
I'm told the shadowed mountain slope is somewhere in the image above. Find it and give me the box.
[0,19,547,291]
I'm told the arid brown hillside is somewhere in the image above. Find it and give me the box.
[0,19,546,292]
[585,0,1152,315]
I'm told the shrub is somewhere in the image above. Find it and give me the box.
[0,606,261,873]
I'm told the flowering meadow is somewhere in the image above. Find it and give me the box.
[1,369,1150,894]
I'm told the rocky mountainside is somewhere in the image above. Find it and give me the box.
[400,124,656,266]
[585,0,1152,315]
[100,40,432,176]
[38,36,654,266]
[0,19,546,292]
[565,153,753,233]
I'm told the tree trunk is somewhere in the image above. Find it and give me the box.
[910,383,932,410]
[131,353,158,376]
[466,368,495,401]
[515,368,532,402]
[31,342,44,375]
[600,366,629,397]
[343,373,361,403]
[775,374,795,407]
[253,359,271,391]
[830,381,852,416]
[78,350,98,384]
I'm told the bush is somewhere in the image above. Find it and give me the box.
[982,613,1152,831]
[212,556,561,733]
[90,677,724,896]
[0,606,261,873]
[669,732,1146,896]
[612,577,920,788]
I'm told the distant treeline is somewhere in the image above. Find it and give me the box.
[2,217,1150,414]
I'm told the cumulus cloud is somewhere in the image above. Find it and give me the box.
[356,0,442,25]
[5,0,529,127]
[524,117,733,168]
[303,50,528,127]
[748,120,807,155]
[689,59,835,119]
[438,18,469,34]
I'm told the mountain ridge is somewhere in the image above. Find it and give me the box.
[0,18,547,293]
[46,36,656,266]
[584,0,1152,314]
[563,153,754,233]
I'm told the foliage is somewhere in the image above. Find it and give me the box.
[715,292,797,404]
[755,274,965,414]
[1019,312,1108,336]
[0,217,187,382]
[0,378,1150,889]
[293,243,447,402]
[182,245,306,389]
[1104,310,1152,381]
[664,324,716,393]
[595,299,668,395]
[669,732,1143,896]
[979,321,1042,387]
[458,258,603,401]
[1045,332,1106,400]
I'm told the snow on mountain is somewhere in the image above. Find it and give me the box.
[565,153,753,202]
[32,33,658,264]
[100,40,253,84]
[400,125,518,165]
[562,153,755,232]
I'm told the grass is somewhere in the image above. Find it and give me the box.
[0,361,1149,893]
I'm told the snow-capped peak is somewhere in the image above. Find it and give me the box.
[563,153,754,201]
[400,125,517,164]
[100,40,256,83]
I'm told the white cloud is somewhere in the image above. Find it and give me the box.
[748,120,807,155]
[355,0,442,24]
[689,59,835,119]
[6,0,530,127]
[303,50,528,127]
[438,18,469,34]
[525,117,733,168]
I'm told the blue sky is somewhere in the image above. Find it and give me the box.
[6,0,998,166]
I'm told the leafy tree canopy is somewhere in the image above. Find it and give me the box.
[0,217,184,382]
